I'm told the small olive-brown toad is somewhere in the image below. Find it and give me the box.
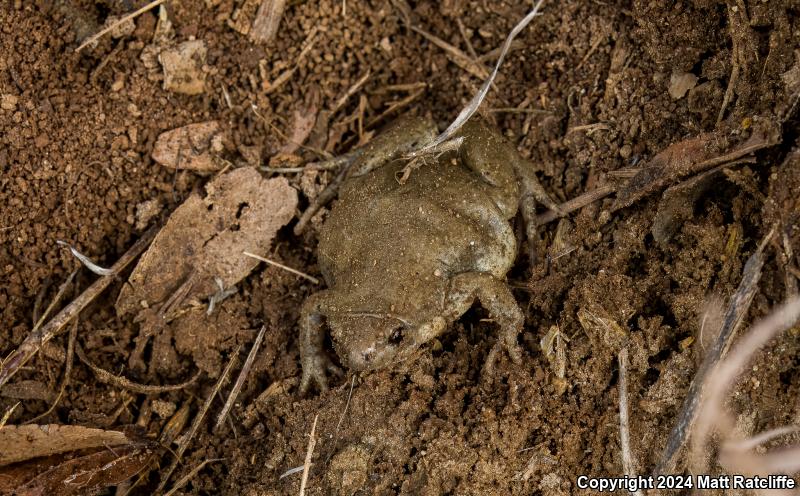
[299,116,558,393]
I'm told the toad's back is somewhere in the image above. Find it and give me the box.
[317,154,517,296]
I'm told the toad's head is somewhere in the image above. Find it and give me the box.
[327,311,447,371]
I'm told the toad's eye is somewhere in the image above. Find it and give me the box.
[388,326,405,345]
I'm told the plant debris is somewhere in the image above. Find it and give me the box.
[151,121,229,172]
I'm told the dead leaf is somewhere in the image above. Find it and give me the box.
[280,102,319,155]
[116,167,298,317]
[0,424,131,466]
[6,444,153,495]
[152,121,227,172]
[159,40,207,95]
[612,122,779,211]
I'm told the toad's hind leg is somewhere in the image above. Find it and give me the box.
[457,118,564,262]
[444,272,524,379]
[299,290,343,394]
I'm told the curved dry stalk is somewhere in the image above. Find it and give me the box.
[0,226,158,389]
[404,0,546,160]
[76,344,200,394]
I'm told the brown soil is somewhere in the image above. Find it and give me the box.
[2,0,799,494]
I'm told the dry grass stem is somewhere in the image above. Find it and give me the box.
[717,4,741,125]
[215,325,267,430]
[280,465,306,479]
[76,0,167,52]
[264,27,318,95]
[0,402,20,430]
[299,413,319,496]
[693,297,800,475]
[0,226,158,388]
[617,348,643,496]
[32,270,77,336]
[408,25,488,79]
[162,458,225,496]
[155,345,242,494]
[76,344,201,394]
[243,252,320,284]
[365,87,426,129]
[534,185,615,226]
[657,229,772,474]
[25,320,79,424]
[456,18,479,62]
[406,0,546,160]
[330,70,371,116]
[57,240,114,276]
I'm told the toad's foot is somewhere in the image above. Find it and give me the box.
[445,272,524,380]
[299,291,343,394]
[300,349,343,394]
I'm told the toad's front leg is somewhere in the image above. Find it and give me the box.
[299,291,343,394]
[444,272,524,379]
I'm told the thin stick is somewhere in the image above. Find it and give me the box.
[243,252,320,284]
[456,18,479,62]
[335,376,355,433]
[0,402,20,430]
[406,0,546,160]
[408,25,488,80]
[655,229,773,475]
[299,414,319,496]
[32,270,77,337]
[162,458,225,496]
[215,325,267,430]
[534,185,615,225]
[76,344,200,394]
[0,226,158,388]
[76,0,167,52]
[155,345,242,494]
[330,71,371,115]
[25,320,79,424]
[617,348,643,496]
[716,4,740,125]
[324,375,356,465]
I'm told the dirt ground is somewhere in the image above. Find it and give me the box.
[1,0,800,494]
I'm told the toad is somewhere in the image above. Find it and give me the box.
[299,116,560,393]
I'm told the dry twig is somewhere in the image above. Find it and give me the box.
[76,0,167,52]
[250,0,286,44]
[405,0,546,161]
[215,325,267,430]
[162,458,225,496]
[299,414,319,496]
[534,185,615,226]
[656,228,773,474]
[76,344,200,394]
[155,345,242,494]
[243,252,320,284]
[617,348,643,496]
[25,320,79,424]
[0,226,158,388]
